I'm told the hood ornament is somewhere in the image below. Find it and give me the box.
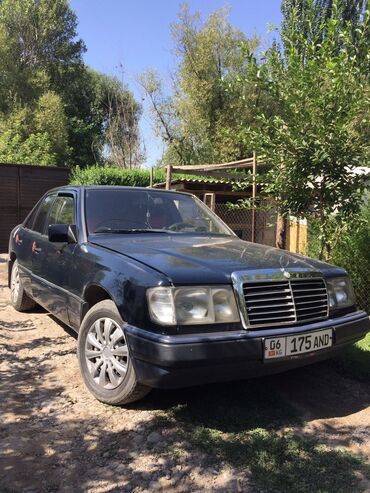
[279,253,290,269]
[279,253,291,278]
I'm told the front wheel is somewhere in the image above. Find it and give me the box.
[10,260,36,312]
[77,300,151,405]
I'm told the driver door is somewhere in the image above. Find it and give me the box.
[39,192,77,324]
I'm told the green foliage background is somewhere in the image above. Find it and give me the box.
[70,166,165,187]
[70,164,229,188]
[0,0,142,168]
[308,202,370,312]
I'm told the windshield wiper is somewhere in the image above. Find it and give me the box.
[93,227,176,234]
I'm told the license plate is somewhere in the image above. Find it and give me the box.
[264,328,333,360]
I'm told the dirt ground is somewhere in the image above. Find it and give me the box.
[0,253,369,493]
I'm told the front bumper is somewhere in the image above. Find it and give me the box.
[125,311,370,388]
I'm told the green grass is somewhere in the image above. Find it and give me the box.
[149,378,369,493]
[143,332,370,492]
[333,332,370,381]
[183,427,366,493]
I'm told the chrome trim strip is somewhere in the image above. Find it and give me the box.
[231,269,329,330]
[125,310,368,344]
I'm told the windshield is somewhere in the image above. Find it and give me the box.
[85,189,234,236]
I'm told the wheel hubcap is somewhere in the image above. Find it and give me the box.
[11,265,20,302]
[85,317,128,390]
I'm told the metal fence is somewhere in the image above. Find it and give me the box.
[215,203,277,247]
[354,278,369,313]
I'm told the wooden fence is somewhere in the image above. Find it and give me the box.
[0,164,70,253]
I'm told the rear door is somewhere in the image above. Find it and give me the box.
[14,202,42,294]
[29,193,57,304]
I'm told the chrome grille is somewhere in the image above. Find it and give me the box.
[242,277,328,327]
[290,279,328,322]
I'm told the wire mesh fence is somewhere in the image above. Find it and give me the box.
[350,275,369,314]
[215,203,277,247]
[215,203,369,313]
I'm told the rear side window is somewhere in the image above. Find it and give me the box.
[48,196,75,226]
[32,194,56,234]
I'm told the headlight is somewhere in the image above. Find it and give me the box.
[147,286,240,325]
[326,277,356,309]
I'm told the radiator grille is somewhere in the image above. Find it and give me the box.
[243,278,328,327]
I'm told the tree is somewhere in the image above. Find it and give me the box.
[141,6,261,165]
[138,69,190,165]
[0,0,86,165]
[0,0,143,167]
[0,106,58,165]
[0,0,85,108]
[237,0,369,260]
[281,0,368,44]
[34,91,70,163]
[96,73,144,168]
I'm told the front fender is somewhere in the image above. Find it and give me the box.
[72,243,171,330]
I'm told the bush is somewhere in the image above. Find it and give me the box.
[308,204,370,312]
[69,165,222,188]
[330,205,370,313]
[70,165,166,187]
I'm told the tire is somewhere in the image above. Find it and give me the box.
[77,300,151,405]
[10,260,36,312]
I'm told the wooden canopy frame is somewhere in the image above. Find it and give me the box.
[165,153,260,241]
[165,155,261,188]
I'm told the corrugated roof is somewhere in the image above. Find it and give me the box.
[153,175,249,187]
[172,173,250,185]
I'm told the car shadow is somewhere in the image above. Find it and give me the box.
[133,357,370,425]
[45,308,370,425]
[1,315,369,493]
[48,314,78,339]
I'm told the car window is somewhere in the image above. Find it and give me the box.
[48,196,75,226]
[32,194,56,234]
[85,189,232,235]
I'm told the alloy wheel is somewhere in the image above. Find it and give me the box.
[11,264,20,303]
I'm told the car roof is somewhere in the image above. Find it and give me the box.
[48,185,193,197]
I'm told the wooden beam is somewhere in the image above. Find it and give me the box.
[171,157,255,173]
[251,151,257,243]
[172,169,250,181]
[203,193,216,211]
[149,167,154,188]
[165,165,172,190]
[189,189,252,197]
[172,163,253,173]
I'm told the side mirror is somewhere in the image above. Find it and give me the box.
[48,224,77,243]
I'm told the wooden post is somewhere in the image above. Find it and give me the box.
[204,193,216,211]
[149,167,154,188]
[276,214,287,249]
[165,165,172,190]
[251,151,257,242]
[275,131,288,249]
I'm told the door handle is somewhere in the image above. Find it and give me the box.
[32,241,42,254]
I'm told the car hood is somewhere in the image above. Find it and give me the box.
[89,234,344,284]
